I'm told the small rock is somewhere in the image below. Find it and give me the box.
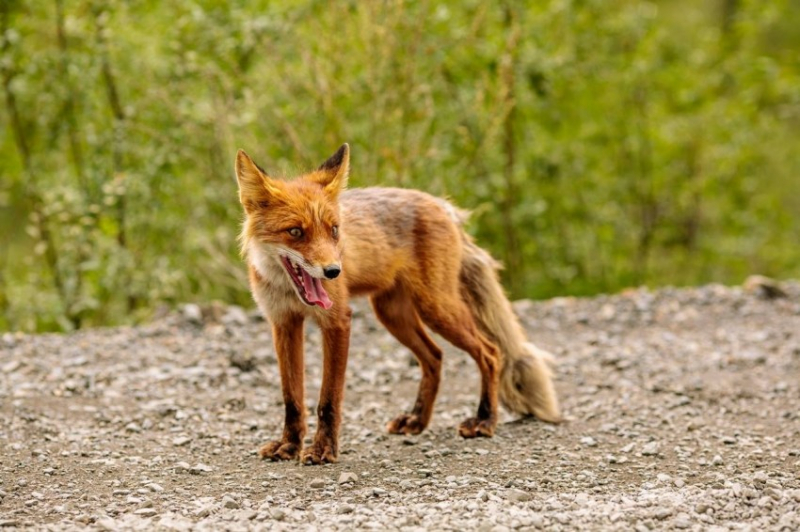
[193,506,211,518]
[654,508,673,520]
[309,478,326,489]
[757,496,773,507]
[146,483,163,493]
[338,472,358,484]
[2,360,21,373]
[507,489,531,503]
[222,496,239,509]
[189,463,213,475]
[337,503,355,514]
[183,304,203,324]
[230,351,256,372]
[711,455,724,466]
[125,422,141,433]
[172,437,191,447]
[581,436,598,447]
[621,443,635,454]
[673,513,692,529]
[641,442,660,456]
[223,306,248,326]
[134,508,157,517]
[744,275,787,299]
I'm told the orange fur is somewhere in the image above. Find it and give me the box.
[235,144,560,465]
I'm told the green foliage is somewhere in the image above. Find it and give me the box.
[1,0,798,331]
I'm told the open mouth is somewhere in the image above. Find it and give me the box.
[279,256,333,310]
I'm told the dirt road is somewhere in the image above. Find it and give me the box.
[1,283,799,531]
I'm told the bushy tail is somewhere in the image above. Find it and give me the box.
[458,235,562,423]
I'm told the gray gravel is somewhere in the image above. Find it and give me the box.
[1,282,800,531]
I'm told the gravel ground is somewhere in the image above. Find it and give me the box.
[1,282,800,531]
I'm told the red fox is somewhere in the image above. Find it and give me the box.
[235,144,561,464]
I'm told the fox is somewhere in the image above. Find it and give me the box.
[235,144,561,465]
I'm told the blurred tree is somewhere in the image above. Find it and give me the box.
[0,0,798,331]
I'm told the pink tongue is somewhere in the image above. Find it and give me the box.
[301,269,333,310]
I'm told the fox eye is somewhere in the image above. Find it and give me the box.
[332,225,339,238]
[287,227,303,238]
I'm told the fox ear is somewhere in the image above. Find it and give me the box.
[235,150,284,211]
[314,143,349,197]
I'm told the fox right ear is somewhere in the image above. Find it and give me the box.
[235,150,284,211]
[314,143,349,198]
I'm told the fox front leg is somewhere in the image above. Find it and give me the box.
[302,309,351,465]
[259,313,306,461]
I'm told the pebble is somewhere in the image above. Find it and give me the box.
[338,472,358,484]
[194,506,211,518]
[641,442,660,456]
[581,436,598,447]
[183,304,203,324]
[189,463,213,474]
[506,489,532,503]
[222,496,239,509]
[654,508,672,520]
[673,513,692,529]
[310,478,326,489]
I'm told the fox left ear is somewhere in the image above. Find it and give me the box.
[314,143,349,197]
[235,149,285,212]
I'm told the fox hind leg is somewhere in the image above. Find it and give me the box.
[415,294,500,438]
[371,287,443,435]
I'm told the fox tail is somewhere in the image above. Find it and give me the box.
[456,219,561,423]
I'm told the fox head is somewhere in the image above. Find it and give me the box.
[235,144,349,310]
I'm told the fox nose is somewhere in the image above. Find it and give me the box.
[323,265,341,279]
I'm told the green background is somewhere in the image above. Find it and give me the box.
[1,0,798,331]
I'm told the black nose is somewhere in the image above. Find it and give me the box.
[323,265,341,279]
